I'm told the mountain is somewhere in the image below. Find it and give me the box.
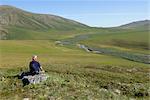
[0,5,89,39]
[0,5,149,40]
[0,5,89,30]
[118,20,150,29]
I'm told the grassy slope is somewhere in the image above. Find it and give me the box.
[0,40,148,67]
[0,5,90,40]
[81,29,149,49]
[0,40,149,99]
[63,28,149,54]
[6,26,94,40]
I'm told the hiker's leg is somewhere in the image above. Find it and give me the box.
[18,72,25,79]
[24,71,34,76]
[18,72,31,79]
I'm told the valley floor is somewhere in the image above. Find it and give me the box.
[0,40,149,99]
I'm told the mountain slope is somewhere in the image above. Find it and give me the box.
[0,5,89,39]
[118,20,150,29]
[0,5,89,29]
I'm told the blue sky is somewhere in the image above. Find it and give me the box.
[0,0,149,27]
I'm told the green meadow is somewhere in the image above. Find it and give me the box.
[0,40,149,99]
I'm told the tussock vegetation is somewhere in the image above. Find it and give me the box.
[0,63,149,99]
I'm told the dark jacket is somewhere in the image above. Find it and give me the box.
[29,60,41,74]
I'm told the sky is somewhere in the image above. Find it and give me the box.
[0,0,149,27]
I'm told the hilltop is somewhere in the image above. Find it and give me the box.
[118,20,150,29]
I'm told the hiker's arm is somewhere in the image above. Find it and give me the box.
[39,64,45,72]
[40,66,45,72]
[38,62,44,72]
[40,66,43,71]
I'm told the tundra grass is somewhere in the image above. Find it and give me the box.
[62,28,149,54]
[6,26,104,40]
[0,40,148,67]
[80,29,149,51]
[0,40,149,99]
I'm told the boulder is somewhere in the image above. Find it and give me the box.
[21,73,48,86]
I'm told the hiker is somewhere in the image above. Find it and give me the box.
[29,55,44,75]
[19,55,44,79]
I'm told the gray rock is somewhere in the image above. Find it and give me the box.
[22,73,48,85]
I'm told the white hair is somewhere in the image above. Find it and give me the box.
[32,55,38,60]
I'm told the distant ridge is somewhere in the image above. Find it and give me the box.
[0,5,149,39]
[118,20,150,29]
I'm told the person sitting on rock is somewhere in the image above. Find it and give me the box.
[18,55,44,79]
[29,55,44,75]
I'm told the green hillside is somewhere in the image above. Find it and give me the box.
[118,20,150,30]
[80,29,149,51]
[0,5,89,40]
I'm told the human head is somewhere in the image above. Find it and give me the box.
[32,55,38,61]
